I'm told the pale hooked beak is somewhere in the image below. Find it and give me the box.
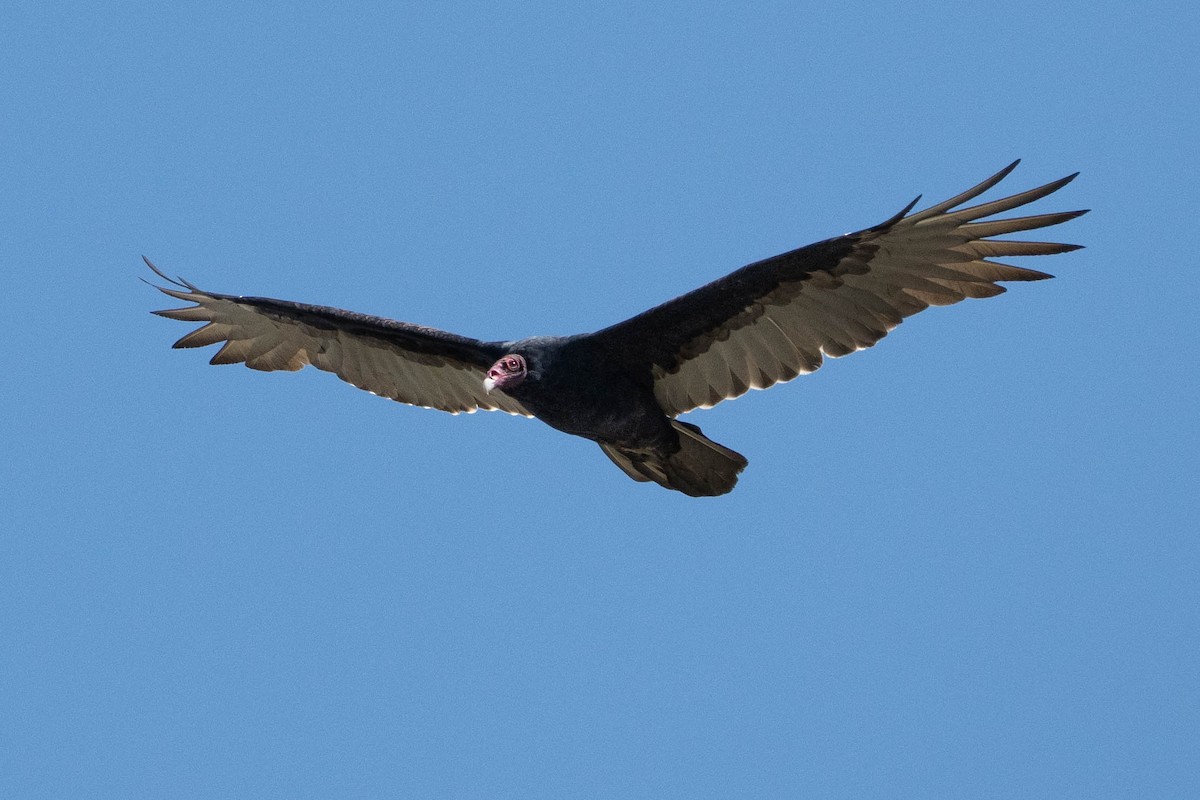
[483,375,497,394]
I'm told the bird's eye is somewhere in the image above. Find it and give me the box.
[506,357,521,371]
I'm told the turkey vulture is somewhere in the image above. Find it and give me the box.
[148,161,1085,496]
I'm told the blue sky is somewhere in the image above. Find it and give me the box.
[2,1,1197,797]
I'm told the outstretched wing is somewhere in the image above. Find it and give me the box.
[146,259,530,416]
[590,161,1087,416]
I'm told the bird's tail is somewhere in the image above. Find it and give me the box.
[598,420,748,497]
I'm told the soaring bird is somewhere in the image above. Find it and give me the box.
[148,161,1085,496]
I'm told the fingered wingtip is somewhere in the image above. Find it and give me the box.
[142,255,170,282]
[871,194,922,231]
[141,256,201,292]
